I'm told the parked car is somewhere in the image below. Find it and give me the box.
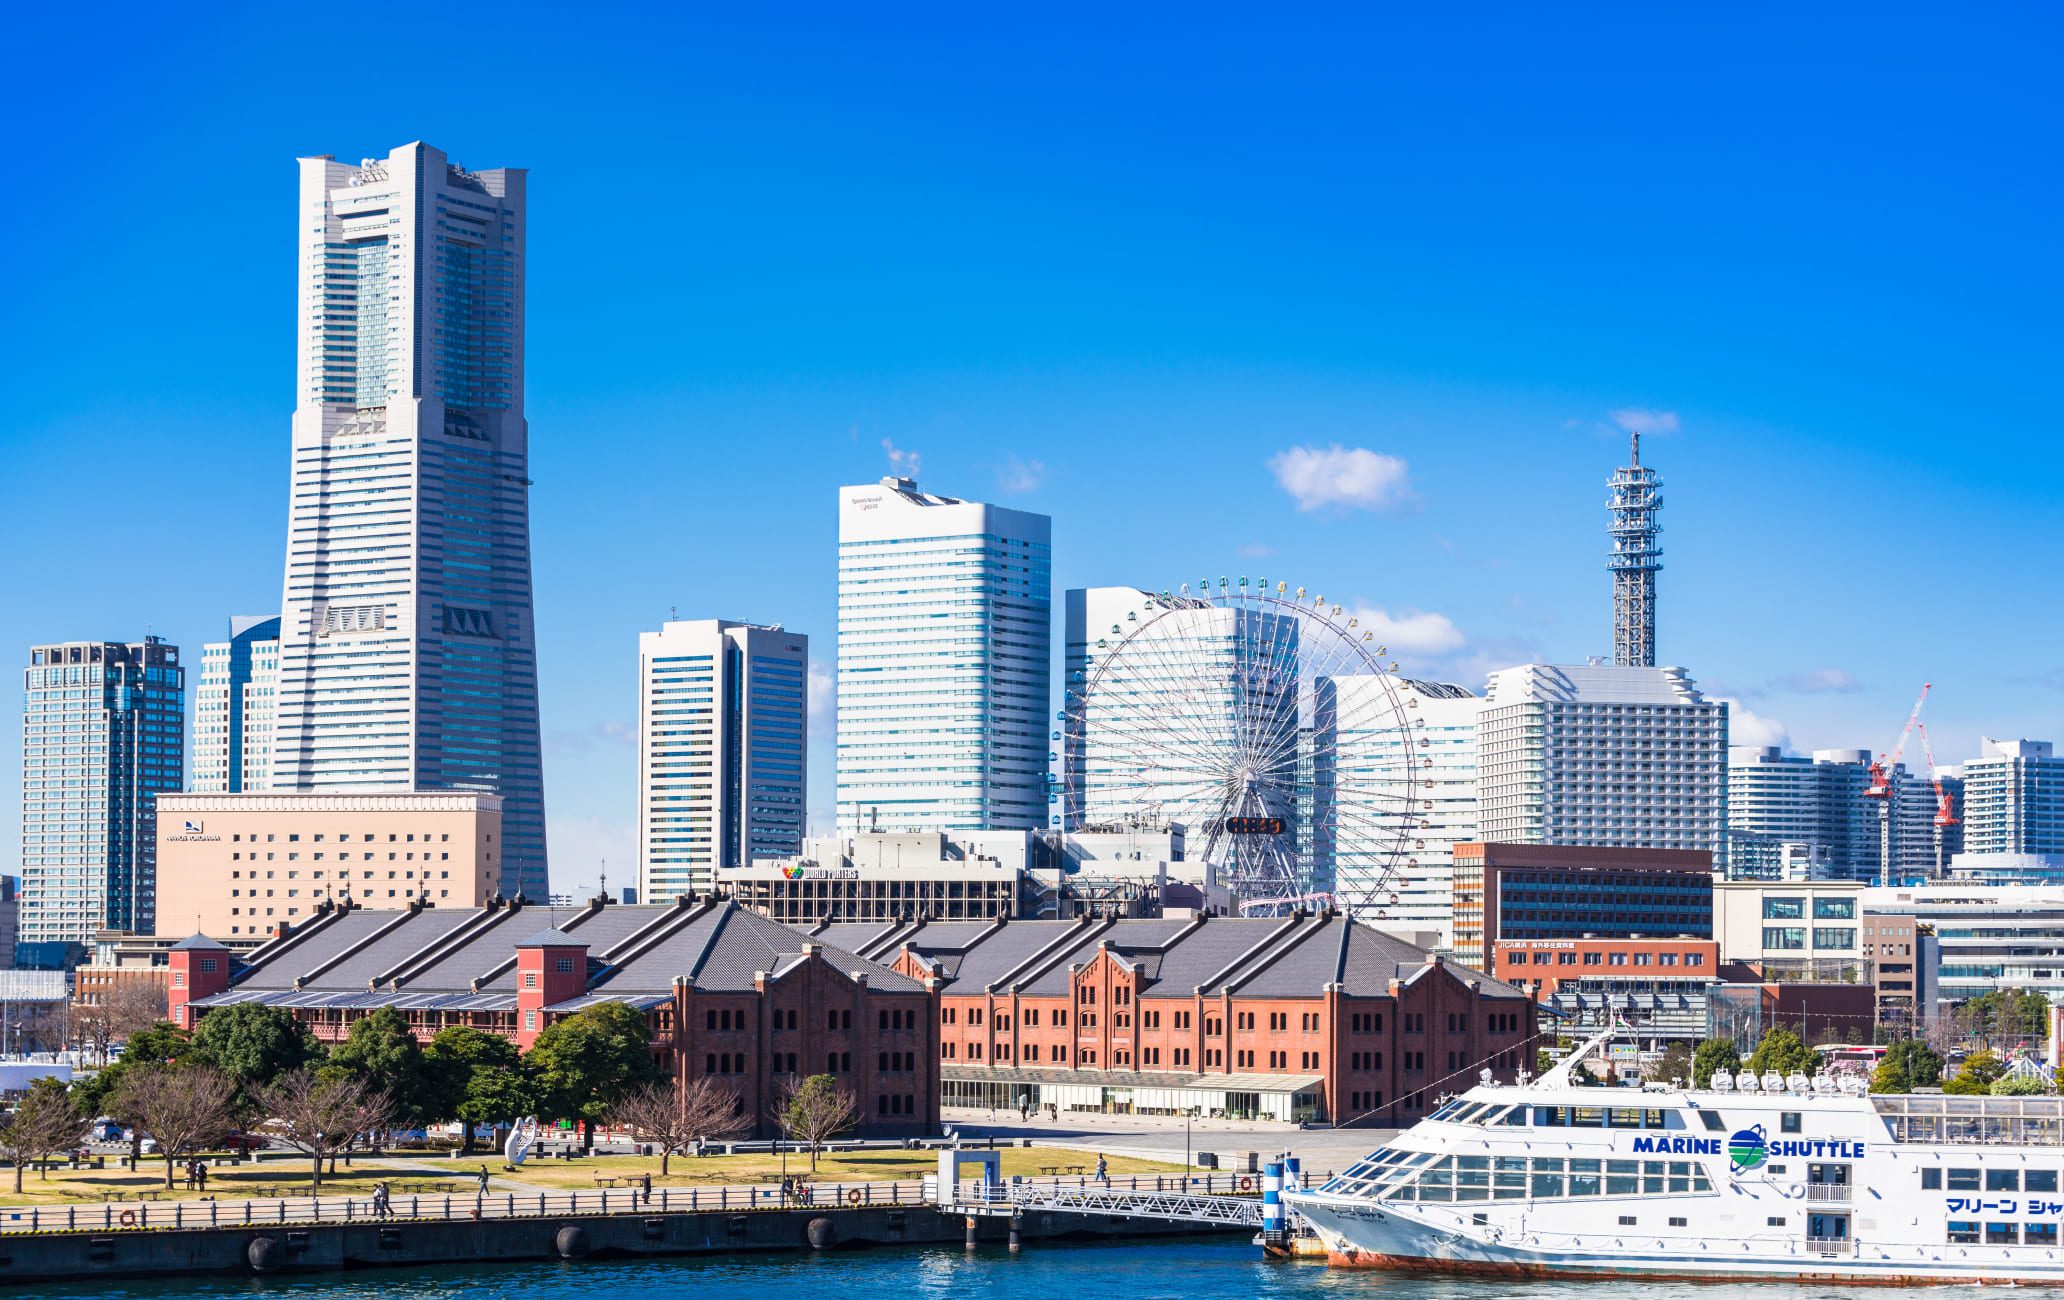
[218,1133,268,1153]
[139,1138,159,1154]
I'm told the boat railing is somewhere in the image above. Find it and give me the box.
[1869,1095,2064,1145]
[1805,1185,1851,1203]
[1804,1236,1857,1257]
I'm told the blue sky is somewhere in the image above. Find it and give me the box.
[4,4,2059,893]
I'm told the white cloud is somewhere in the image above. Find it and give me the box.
[882,437,921,477]
[1237,543,1275,558]
[1268,444,1415,513]
[997,454,1046,494]
[1718,698,1788,749]
[1609,408,1681,435]
[1774,668,1862,694]
[1346,605,1466,656]
[542,720,635,756]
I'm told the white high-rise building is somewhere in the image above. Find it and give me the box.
[1322,680,1483,946]
[190,617,279,793]
[836,478,1051,834]
[1962,738,2064,857]
[1726,745,1940,881]
[269,142,548,899]
[1478,663,1727,854]
[637,620,808,903]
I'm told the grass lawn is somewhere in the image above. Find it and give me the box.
[501,1146,1186,1189]
[0,1160,449,1208]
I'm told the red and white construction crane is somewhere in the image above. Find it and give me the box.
[1915,719,1960,875]
[1863,683,1930,887]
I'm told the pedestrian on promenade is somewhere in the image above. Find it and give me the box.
[640,1172,652,1205]
[1094,1154,1109,1186]
[477,1164,491,1195]
[195,1162,208,1193]
[373,1182,392,1218]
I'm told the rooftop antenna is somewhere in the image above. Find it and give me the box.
[599,860,607,902]
[1607,430,1663,668]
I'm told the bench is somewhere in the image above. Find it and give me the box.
[591,1175,623,1187]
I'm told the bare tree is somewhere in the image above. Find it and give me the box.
[72,982,170,1067]
[259,1070,395,1196]
[609,1076,749,1175]
[771,1074,859,1171]
[109,1067,239,1189]
[0,1078,91,1193]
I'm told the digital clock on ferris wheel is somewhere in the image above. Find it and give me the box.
[1223,817,1287,835]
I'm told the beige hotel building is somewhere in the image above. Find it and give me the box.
[155,793,502,939]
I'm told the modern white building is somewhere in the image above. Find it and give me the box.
[190,616,279,794]
[19,638,184,946]
[1477,663,1726,854]
[269,142,548,899]
[1862,883,2064,1009]
[1726,745,1941,882]
[1962,738,2064,857]
[1320,678,1483,947]
[637,620,808,903]
[836,478,1050,835]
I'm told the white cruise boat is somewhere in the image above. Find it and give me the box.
[1284,1027,2064,1284]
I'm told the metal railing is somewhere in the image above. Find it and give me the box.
[0,1180,930,1235]
[1805,1184,1851,1203]
[1805,1236,1857,1256]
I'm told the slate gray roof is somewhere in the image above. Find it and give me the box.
[899,914,1532,1001]
[169,933,230,951]
[212,898,925,1008]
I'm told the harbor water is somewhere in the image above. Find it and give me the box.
[11,1238,2021,1300]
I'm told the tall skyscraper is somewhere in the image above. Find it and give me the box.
[836,478,1050,834]
[1962,738,2064,857]
[269,142,548,899]
[20,637,184,944]
[1478,663,1726,855]
[1607,434,1662,668]
[637,620,808,903]
[190,616,279,793]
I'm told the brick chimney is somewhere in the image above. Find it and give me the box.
[515,927,588,1050]
[167,934,233,1029]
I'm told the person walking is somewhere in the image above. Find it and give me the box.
[372,1181,392,1218]
[476,1164,491,1195]
[195,1161,208,1194]
[640,1171,652,1205]
[1094,1154,1109,1186]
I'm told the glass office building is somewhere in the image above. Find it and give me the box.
[19,637,184,944]
[189,616,279,793]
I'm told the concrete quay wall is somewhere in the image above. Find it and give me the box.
[0,1205,1241,1284]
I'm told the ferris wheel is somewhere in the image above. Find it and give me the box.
[1055,577,1429,916]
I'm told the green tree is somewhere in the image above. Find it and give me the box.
[1944,1049,2008,1094]
[1962,988,2051,1044]
[1692,1038,1741,1088]
[187,1002,323,1099]
[325,1008,432,1130]
[528,1003,665,1148]
[1870,1040,1943,1093]
[1747,1026,1819,1077]
[425,1026,537,1152]
[1992,1073,2048,1096]
[0,1077,91,1193]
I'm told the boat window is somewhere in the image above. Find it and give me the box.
[1698,1110,1726,1132]
[1417,1165,1453,1201]
[1494,1156,1528,1199]
[1987,1169,2019,1192]
[1920,1168,1941,1189]
[1608,1107,1646,1130]
[1781,1112,1802,1133]
[1987,1224,2020,1246]
[1532,1167,1565,1198]
[1533,1106,1565,1127]
[1668,1161,1693,1193]
[1946,1222,1979,1244]
[1947,1169,1980,1191]
[1693,1169,1712,1192]
[2030,1170,2059,1193]
[1568,1159,1601,1197]
[1447,1103,1487,1124]
[1605,1160,1640,1196]
[1499,1106,1529,1126]
[1431,1102,1467,1122]
[1456,1156,1490,1201]
[1643,1161,1667,1194]
[1570,1106,1605,1128]
[2030,1224,2060,1247]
